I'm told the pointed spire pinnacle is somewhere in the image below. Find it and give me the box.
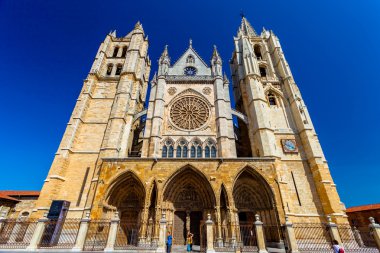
[109,30,116,37]
[161,45,169,58]
[239,17,257,37]
[189,38,193,48]
[133,21,144,33]
[213,45,219,55]
[159,45,170,66]
[212,45,222,63]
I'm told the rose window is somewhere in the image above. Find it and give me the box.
[170,96,210,130]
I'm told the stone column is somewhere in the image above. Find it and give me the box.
[228,208,236,247]
[139,206,149,245]
[206,214,215,253]
[72,211,91,251]
[254,214,268,253]
[283,216,299,253]
[369,217,380,250]
[26,212,48,251]
[147,217,153,244]
[215,206,223,247]
[326,216,342,245]
[105,212,120,251]
[156,212,167,253]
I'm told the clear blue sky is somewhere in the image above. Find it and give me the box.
[0,0,379,208]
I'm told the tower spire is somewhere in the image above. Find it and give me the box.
[239,16,257,37]
[133,21,144,34]
[158,45,170,76]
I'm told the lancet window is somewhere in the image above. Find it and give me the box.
[205,139,217,158]
[121,46,127,57]
[162,138,217,158]
[113,47,119,57]
[176,139,188,158]
[254,44,262,60]
[115,64,122,75]
[162,139,174,158]
[190,139,202,158]
[106,64,113,75]
[268,92,277,106]
[259,66,267,77]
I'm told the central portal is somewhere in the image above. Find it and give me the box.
[163,167,216,246]
[173,211,202,245]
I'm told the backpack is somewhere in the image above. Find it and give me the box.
[339,247,345,253]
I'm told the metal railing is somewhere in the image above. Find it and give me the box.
[38,218,81,249]
[114,222,144,249]
[293,223,332,252]
[0,219,37,249]
[83,220,110,251]
[338,224,379,252]
[237,223,258,252]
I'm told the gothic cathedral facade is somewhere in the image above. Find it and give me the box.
[32,18,347,246]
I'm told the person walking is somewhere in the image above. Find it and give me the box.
[332,240,345,253]
[166,231,172,253]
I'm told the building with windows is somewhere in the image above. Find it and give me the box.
[0,191,40,220]
[29,18,348,249]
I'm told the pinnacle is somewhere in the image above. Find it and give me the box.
[160,45,170,61]
[239,17,257,37]
[134,21,144,33]
[213,45,221,58]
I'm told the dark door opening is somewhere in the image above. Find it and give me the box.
[190,211,202,245]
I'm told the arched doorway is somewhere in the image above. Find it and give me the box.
[233,168,281,246]
[105,172,145,245]
[163,166,216,246]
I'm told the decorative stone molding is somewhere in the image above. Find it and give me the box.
[202,87,212,95]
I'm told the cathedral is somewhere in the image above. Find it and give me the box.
[29,17,347,248]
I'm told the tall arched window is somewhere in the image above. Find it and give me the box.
[168,146,174,158]
[106,64,113,75]
[191,146,196,158]
[254,45,262,60]
[177,139,188,158]
[267,92,277,106]
[211,146,217,157]
[205,146,210,157]
[183,146,188,158]
[176,146,182,158]
[197,146,202,158]
[113,47,119,57]
[115,64,122,75]
[121,46,127,57]
[259,66,267,77]
[205,139,217,158]
[190,139,202,158]
[162,146,168,158]
[162,139,174,158]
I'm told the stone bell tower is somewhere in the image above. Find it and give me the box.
[33,22,151,216]
[230,17,344,220]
